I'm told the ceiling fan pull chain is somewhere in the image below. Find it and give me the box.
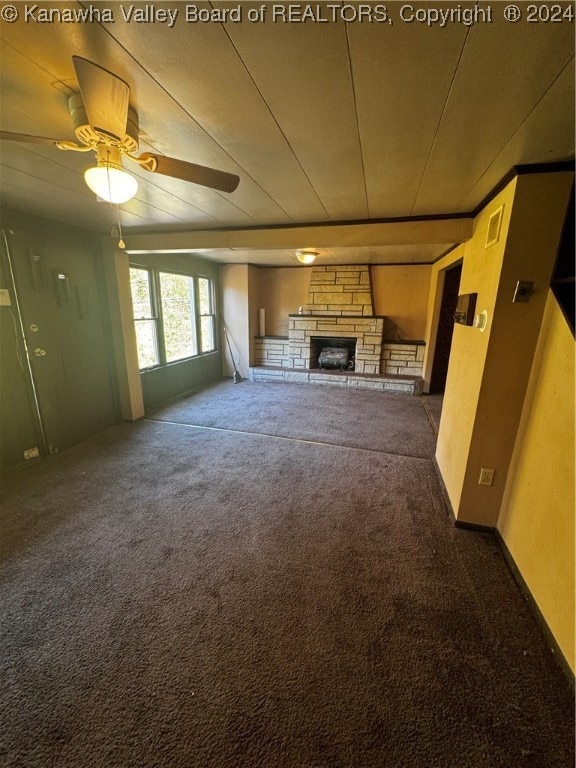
[115,203,126,249]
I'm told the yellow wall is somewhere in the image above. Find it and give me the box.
[220,264,251,378]
[434,172,573,525]
[247,265,261,363]
[498,294,575,672]
[221,265,267,371]
[426,172,574,672]
[434,180,515,515]
[372,265,431,339]
[256,267,310,336]
[254,264,431,339]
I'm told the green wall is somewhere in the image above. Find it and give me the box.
[0,208,119,471]
[0,250,42,470]
[127,252,222,411]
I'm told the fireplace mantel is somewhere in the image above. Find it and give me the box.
[288,313,387,319]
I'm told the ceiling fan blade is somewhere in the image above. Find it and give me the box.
[139,153,240,193]
[0,130,60,146]
[72,56,129,142]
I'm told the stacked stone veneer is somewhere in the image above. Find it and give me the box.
[381,343,425,375]
[254,337,292,367]
[254,338,424,377]
[305,265,373,316]
[288,314,384,374]
[284,265,381,374]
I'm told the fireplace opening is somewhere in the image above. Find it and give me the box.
[310,337,356,371]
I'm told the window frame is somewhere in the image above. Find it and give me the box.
[197,274,217,354]
[158,270,199,364]
[129,266,161,370]
[129,264,219,372]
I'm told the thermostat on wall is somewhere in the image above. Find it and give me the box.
[454,293,477,325]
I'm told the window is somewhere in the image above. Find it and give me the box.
[159,272,197,362]
[129,266,217,370]
[130,267,159,369]
[198,276,216,353]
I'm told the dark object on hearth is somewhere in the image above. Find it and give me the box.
[318,347,349,370]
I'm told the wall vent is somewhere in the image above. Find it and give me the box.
[485,205,504,248]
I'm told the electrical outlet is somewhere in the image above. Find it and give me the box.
[23,446,40,460]
[479,467,495,486]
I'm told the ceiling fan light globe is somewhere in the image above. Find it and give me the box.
[84,165,138,203]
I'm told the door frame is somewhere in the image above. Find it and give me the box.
[422,252,464,393]
[429,262,463,394]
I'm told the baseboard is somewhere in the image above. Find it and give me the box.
[432,457,456,522]
[431,458,573,687]
[495,530,575,692]
[432,458,496,532]
[453,519,495,533]
[145,377,223,415]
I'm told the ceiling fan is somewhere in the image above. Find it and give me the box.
[0,56,240,203]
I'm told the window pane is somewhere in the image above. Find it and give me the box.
[199,277,215,353]
[159,272,197,362]
[134,319,159,369]
[198,277,212,314]
[130,267,153,318]
[200,316,215,353]
[130,267,159,369]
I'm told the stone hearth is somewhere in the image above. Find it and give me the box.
[248,366,423,395]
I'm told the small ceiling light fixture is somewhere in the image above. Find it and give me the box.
[84,145,138,203]
[296,250,318,265]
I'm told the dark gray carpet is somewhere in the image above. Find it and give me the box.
[149,379,438,459]
[0,382,573,767]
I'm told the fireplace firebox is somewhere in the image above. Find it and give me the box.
[310,337,356,370]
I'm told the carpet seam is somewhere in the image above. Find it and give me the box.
[145,417,435,463]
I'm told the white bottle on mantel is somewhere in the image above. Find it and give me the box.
[298,306,303,315]
[259,308,265,337]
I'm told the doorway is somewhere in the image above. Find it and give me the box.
[429,263,462,395]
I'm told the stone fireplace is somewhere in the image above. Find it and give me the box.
[288,265,385,374]
[250,264,424,394]
[289,313,384,373]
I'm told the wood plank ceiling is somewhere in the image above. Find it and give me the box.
[0,1,574,266]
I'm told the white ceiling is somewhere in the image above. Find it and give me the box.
[0,1,574,266]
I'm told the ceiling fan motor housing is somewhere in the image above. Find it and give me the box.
[0,56,239,196]
[68,93,139,152]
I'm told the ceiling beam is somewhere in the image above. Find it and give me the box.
[124,217,473,254]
